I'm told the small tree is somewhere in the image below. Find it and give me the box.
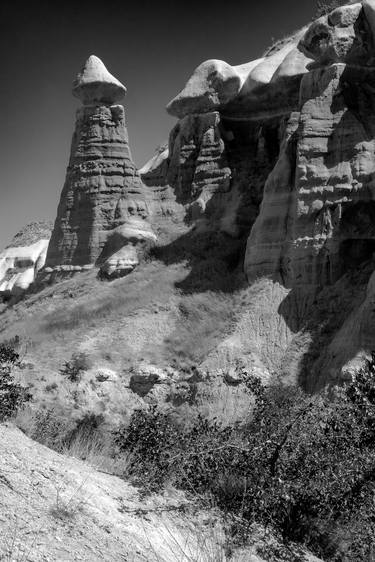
[0,344,30,422]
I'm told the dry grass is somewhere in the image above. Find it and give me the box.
[140,512,230,562]
[49,478,88,521]
[194,384,254,428]
[15,405,132,477]
[0,257,248,405]
[164,291,237,365]
[0,244,262,436]
[39,261,184,334]
[1,518,41,562]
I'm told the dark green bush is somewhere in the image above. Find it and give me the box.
[0,344,31,422]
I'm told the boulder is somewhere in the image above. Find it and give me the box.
[299,4,370,67]
[129,364,173,398]
[0,223,52,297]
[98,218,157,278]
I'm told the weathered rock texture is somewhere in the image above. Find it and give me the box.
[45,56,155,278]
[0,222,52,298]
[139,25,317,250]
[7,2,375,394]
[245,2,375,288]
[166,29,311,120]
[139,1,375,388]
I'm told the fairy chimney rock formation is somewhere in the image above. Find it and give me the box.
[45,56,155,277]
[72,55,127,105]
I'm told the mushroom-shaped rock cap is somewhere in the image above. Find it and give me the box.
[166,59,242,118]
[73,55,127,105]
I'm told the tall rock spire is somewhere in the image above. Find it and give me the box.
[45,55,155,277]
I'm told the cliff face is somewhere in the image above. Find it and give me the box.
[45,56,155,279]
[140,28,313,251]
[139,0,375,387]
[246,2,375,288]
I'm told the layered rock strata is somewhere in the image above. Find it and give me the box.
[245,1,375,288]
[45,56,155,278]
[141,115,286,240]
[142,32,311,242]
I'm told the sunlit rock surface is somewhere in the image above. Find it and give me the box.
[245,2,375,288]
[45,55,155,278]
[0,222,52,297]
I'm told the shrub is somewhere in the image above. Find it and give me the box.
[115,355,375,561]
[114,405,239,497]
[60,352,91,382]
[0,344,30,422]
[114,406,179,488]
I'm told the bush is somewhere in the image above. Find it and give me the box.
[114,406,180,488]
[0,344,30,422]
[60,352,91,382]
[114,355,375,561]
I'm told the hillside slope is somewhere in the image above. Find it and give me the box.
[0,423,325,561]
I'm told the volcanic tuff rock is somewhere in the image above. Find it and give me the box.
[137,0,375,387]
[45,56,155,278]
[0,222,52,298]
[245,1,375,287]
[72,54,127,105]
[166,28,312,120]
[6,2,375,394]
[142,31,312,246]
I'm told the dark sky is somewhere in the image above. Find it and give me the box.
[0,0,317,248]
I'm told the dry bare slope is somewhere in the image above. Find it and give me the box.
[0,250,374,425]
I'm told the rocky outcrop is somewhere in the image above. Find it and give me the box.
[7,2,375,392]
[45,56,155,278]
[166,29,311,121]
[138,0,375,387]
[0,222,52,298]
[167,112,231,223]
[140,29,314,245]
[141,114,285,244]
[245,2,375,288]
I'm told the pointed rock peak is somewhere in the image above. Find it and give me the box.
[72,55,127,105]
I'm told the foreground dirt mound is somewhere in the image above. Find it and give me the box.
[0,424,325,561]
[0,424,262,562]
